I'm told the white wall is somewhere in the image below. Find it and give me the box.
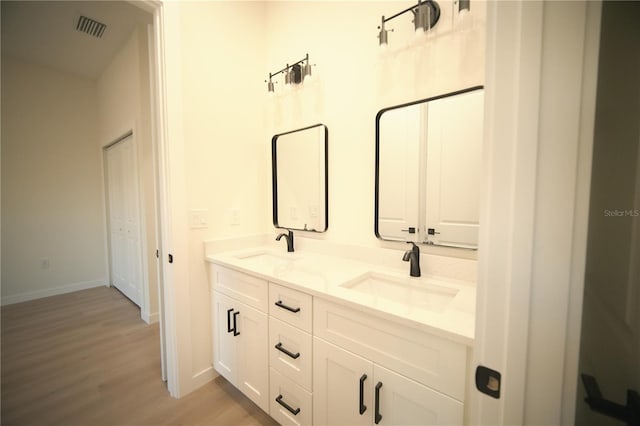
[160,1,269,393]
[1,57,107,304]
[97,26,158,322]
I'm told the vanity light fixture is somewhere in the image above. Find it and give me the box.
[266,54,314,93]
[377,0,441,46]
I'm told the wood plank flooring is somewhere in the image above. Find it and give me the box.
[1,286,278,426]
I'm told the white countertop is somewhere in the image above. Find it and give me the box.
[206,246,476,346]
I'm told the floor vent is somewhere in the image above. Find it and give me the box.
[75,15,107,38]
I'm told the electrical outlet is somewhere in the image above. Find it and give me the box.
[40,258,50,269]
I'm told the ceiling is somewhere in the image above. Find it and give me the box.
[1,1,153,80]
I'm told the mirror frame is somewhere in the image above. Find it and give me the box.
[374,85,484,246]
[272,123,329,232]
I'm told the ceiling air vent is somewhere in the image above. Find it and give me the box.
[75,15,107,38]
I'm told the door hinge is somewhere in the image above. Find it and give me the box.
[168,253,173,263]
[155,249,159,259]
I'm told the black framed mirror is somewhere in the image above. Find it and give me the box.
[375,86,484,249]
[272,124,328,232]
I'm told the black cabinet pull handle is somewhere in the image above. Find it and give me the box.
[359,374,367,415]
[226,308,234,333]
[232,311,240,336]
[275,342,300,359]
[374,382,383,424]
[275,300,301,313]
[275,394,300,415]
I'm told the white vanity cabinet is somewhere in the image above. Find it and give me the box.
[211,266,269,413]
[208,259,472,426]
[313,298,466,426]
[268,283,314,426]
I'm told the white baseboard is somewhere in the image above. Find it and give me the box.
[142,310,160,324]
[1,279,108,306]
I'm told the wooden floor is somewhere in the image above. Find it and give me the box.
[1,286,278,426]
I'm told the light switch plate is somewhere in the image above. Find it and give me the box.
[189,209,209,229]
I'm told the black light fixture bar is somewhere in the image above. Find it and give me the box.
[269,54,309,80]
[266,54,312,92]
[383,2,423,23]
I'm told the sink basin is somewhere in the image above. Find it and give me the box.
[233,250,300,268]
[340,272,459,313]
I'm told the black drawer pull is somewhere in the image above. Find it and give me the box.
[226,308,234,333]
[374,381,383,424]
[232,311,240,336]
[275,342,300,359]
[359,374,367,415]
[275,394,300,415]
[275,300,301,313]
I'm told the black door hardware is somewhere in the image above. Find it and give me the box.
[581,374,640,426]
[475,365,501,399]
[168,253,173,263]
[226,308,234,333]
[232,311,240,336]
[275,300,301,313]
[359,374,367,415]
[427,228,440,235]
[374,382,383,424]
[275,394,301,415]
[401,227,416,234]
[275,342,300,359]
[155,249,159,258]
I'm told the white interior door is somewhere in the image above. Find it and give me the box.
[105,134,143,306]
[424,90,483,248]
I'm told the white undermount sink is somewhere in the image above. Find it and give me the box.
[340,272,459,313]
[233,250,301,268]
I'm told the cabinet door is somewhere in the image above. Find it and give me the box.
[212,291,238,385]
[236,303,269,412]
[313,337,373,426]
[373,365,463,426]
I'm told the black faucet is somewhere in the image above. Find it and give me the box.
[402,242,421,277]
[276,230,294,252]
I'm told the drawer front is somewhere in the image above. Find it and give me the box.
[270,367,313,426]
[313,298,467,401]
[269,317,312,391]
[210,264,268,312]
[269,283,312,332]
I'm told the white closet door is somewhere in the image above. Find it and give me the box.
[106,135,143,306]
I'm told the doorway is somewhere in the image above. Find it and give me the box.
[576,1,640,424]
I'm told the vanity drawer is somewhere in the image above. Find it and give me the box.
[313,298,467,401]
[210,265,268,313]
[269,283,312,333]
[270,367,313,426]
[270,317,312,392]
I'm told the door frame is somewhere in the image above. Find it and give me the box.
[471,1,602,424]
[131,0,194,398]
